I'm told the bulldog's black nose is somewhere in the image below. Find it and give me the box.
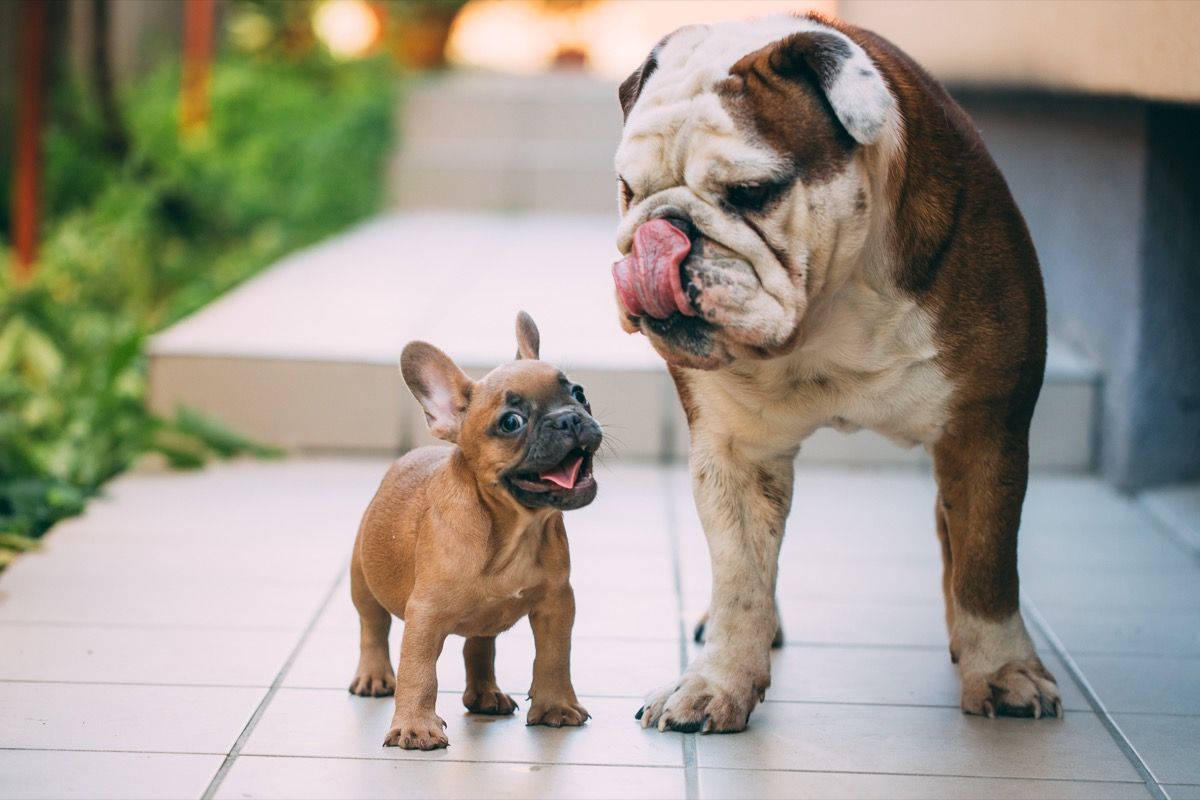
[651,207,698,242]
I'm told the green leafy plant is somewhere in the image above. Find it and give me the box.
[0,52,395,564]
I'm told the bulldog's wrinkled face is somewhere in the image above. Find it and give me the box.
[401,313,603,513]
[612,16,899,369]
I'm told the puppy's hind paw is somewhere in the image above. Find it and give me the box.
[348,668,395,698]
[527,698,590,728]
[463,686,518,716]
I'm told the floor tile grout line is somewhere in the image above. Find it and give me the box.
[1021,595,1170,800]
[200,563,349,800]
[0,745,1163,785]
[662,465,701,800]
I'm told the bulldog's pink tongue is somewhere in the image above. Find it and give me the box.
[539,454,584,490]
[612,219,695,319]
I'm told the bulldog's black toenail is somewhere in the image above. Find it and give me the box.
[634,706,645,720]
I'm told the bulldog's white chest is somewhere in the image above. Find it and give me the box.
[690,284,954,454]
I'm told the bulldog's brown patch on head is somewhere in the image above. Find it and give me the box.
[718,37,857,184]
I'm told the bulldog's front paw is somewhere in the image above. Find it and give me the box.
[961,658,1062,719]
[463,686,518,716]
[526,698,590,728]
[382,713,449,750]
[636,656,768,733]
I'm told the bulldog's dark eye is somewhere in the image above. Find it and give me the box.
[498,412,526,434]
[618,177,635,208]
[571,385,588,405]
[726,182,783,212]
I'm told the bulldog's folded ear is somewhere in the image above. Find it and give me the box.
[401,342,473,443]
[768,30,895,146]
[514,311,540,360]
[619,31,680,120]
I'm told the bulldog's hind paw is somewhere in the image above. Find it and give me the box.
[961,658,1063,719]
[463,686,518,716]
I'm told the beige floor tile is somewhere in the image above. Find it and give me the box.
[1111,714,1200,785]
[1073,655,1200,714]
[0,682,262,754]
[242,689,683,767]
[0,624,297,686]
[286,626,679,700]
[698,768,1152,799]
[216,756,685,799]
[1037,605,1200,657]
[1021,564,1200,610]
[763,645,1089,711]
[773,597,950,649]
[0,570,330,629]
[695,702,1140,782]
[0,751,223,800]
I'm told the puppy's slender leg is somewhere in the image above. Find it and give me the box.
[462,636,517,715]
[348,544,395,697]
[384,603,450,750]
[526,583,589,727]
[935,494,955,648]
[932,418,1061,719]
[640,439,794,733]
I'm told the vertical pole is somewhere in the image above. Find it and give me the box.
[12,0,48,281]
[180,0,215,137]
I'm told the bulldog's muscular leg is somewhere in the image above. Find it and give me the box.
[932,416,1061,719]
[639,437,793,733]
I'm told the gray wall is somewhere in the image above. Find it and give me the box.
[956,91,1199,490]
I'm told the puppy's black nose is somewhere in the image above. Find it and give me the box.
[549,411,583,436]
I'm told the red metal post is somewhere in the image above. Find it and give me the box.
[181,0,216,137]
[11,0,48,281]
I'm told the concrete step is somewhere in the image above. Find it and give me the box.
[149,213,1099,469]
[389,72,620,213]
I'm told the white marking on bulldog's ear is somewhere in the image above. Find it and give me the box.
[771,30,896,146]
[514,310,540,360]
[400,341,473,443]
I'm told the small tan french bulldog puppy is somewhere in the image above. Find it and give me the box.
[347,312,601,751]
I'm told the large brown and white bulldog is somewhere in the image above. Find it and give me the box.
[612,14,1060,733]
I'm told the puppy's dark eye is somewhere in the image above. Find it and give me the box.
[498,412,526,434]
[726,182,784,213]
[571,385,588,405]
[618,177,635,208]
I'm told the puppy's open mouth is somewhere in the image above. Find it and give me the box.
[507,450,595,494]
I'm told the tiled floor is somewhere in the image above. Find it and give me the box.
[1,457,1197,799]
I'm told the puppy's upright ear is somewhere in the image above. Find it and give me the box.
[768,30,895,146]
[514,311,540,360]
[401,342,473,443]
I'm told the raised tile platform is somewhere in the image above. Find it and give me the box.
[149,212,1100,467]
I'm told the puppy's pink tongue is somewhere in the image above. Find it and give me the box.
[539,454,584,490]
[611,219,694,319]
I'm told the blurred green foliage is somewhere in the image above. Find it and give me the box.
[0,53,395,564]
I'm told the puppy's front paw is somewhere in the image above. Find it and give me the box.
[527,698,590,728]
[348,661,395,697]
[961,658,1062,720]
[463,686,518,716]
[637,656,767,734]
[383,713,449,750]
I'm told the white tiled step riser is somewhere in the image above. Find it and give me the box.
[149,354,1096,468]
